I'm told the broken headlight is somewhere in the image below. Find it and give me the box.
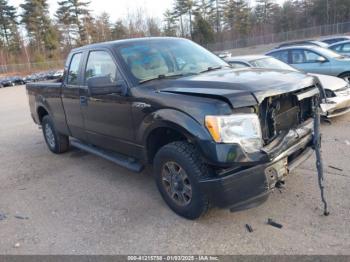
[205,114,263,153]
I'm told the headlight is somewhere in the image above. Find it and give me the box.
[205,114,263,153]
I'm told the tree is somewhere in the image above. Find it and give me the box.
[193,13,215,45]
[20,0,59,57]
[0,0,19,49]
[163,9,178,36]
[234,0,250,37]
[112,20,128,40]
[55,0,91,45]
[95,12,112,42]
[147,17,161,36]
[173,0,195,38]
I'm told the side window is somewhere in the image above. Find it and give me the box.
[270,51,289,63]
[228,62,250,69]
[67,53,82,85]
[304,50,325,63]
[85,51,118,83]
[331,44,342,52]
[291,50,306,64]
[342,44,350,52]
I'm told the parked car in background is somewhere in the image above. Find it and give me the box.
[9,76,26,85]
[225,55,350,118]
[47,70,64,80]
[320,36,350,45]
[266,45,350,82]
[0,77,15,87]
[329,40,350,56]
[276,40,329,49]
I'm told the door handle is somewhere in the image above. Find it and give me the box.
[80,96,88,106]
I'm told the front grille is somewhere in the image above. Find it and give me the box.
[259,87,317,143]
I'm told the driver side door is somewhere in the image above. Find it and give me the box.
[290,49,331,75]
[80,49,140,158]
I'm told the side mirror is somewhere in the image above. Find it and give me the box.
[317,56,327,63]
[87,75,127,96]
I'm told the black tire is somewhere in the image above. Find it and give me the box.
[154,141,210,220]
[42,115,69,154]
[339,72,350,83]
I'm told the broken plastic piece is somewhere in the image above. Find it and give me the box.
[245,224,253,233]
[267,218,283,229]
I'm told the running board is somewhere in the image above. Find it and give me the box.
[70,139,144,173]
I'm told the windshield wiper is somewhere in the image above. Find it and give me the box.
[199,66,224,74]
[139,72,198,84]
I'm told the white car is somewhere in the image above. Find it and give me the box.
[225,55,350,118]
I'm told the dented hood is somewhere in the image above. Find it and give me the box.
[156,68,316,108]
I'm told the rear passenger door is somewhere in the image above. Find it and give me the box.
[80,49,140,158]
[61,52,86,140]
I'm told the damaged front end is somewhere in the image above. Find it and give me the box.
[320,85,350,118]
[199,85,323,212]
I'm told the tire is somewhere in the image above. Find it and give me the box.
[154,141,210,220]
[339,72,350,83]
[42,115,69,154]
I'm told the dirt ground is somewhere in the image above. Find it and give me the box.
[0,85,349,255]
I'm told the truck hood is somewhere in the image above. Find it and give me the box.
[155,68,315,108]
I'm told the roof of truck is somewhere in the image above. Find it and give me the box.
[72,37,186,52]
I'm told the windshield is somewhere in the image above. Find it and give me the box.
[251,57,298,71]
[116,39,228,83]
[313,46,344,58]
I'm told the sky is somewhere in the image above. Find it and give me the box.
[9,0,286,23]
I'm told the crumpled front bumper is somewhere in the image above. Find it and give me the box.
[321,88,350,118]
[199,119,314,211]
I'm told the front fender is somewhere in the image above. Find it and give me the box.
[137,109,211,146]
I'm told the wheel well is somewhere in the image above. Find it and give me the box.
[338,71,350,77]
[146,127,188,164]
[37,106,48,123]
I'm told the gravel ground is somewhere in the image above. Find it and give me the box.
[0,85,349,255]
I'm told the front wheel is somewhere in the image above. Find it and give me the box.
[154,141,210,220]
[42,115,69,154]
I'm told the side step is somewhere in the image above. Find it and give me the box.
[70,139,144,173]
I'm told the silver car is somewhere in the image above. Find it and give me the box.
[225,55,350,118]
[266,45,350,83]
[329,40,350,56]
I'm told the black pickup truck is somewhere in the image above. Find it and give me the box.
[27,37,320,219]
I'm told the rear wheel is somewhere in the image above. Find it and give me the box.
[154,141,210,220]
[42,115,69,154]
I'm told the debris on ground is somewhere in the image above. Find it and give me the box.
[328,165,343,172]
[14,243,20,248]
[245,224,253,233]
[345,140,350,146]
[14,215,29,220]
[0,212,7,221]
[267,218,283,229]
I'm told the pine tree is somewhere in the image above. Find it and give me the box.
[193,13,215,45]
[163,9,178,36]
[112,20,128,40]
[0,0,19,49]
[55,0,91,45]
[20,0,59,57]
